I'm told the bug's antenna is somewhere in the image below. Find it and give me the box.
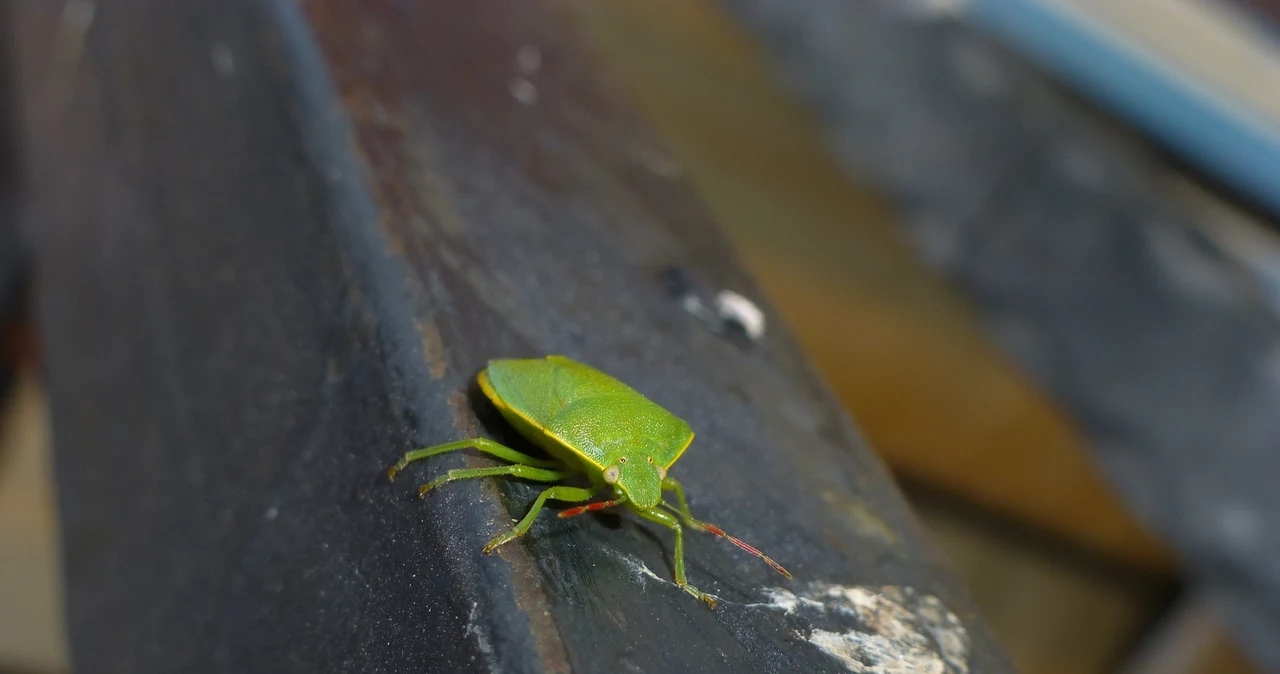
[663,504,792,579]
[558,499,623,519]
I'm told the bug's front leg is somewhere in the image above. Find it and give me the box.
[660,476,704,531]
[661,476,792,580]
[482,485,597,554]
[635,507,716,608]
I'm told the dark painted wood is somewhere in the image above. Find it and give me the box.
[15,1,1013,672]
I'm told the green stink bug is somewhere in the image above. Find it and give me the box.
[388,355,791,606]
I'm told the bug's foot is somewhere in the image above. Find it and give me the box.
[680,583,716,608]
[481,534,515,555]
[417,472,455,498]
[387,459,410,482]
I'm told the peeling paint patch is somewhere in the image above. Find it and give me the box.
[760,587,825,614]
[448,391,477,436]
[714,290,766,341]
[417,321,448,379]
[464,602,496,669]
[762,584,969,674]
[602,555,967,673]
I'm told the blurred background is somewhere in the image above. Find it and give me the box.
[3,0,1280,672]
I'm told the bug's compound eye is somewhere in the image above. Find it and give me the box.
[603,465,620,484]
[655,465,667,480]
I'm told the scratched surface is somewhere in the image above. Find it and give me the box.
[16,1,1014,673]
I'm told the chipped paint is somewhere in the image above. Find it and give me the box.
[447,391,477,436]
[759,583,969,674]
[608,547,968,673]
[417,321,448,379]
[464,602,496,666]
[714,290,766,341]
[759,588,824,614]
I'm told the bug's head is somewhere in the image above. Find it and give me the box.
[602,454,666,509]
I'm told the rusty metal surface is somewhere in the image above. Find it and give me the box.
[17,1,1014,672]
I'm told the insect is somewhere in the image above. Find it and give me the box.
[388,355,791,607]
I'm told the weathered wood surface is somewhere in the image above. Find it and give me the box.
[14,1,1014,673]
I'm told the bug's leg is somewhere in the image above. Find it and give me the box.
[557,498,624,519]
[660,476,704,531]
[388,437,561,480]
[416,464,574,498]
[482,485,597,554]
[658,504,792,580]
[661,478,791,579]
[634,507,716,608]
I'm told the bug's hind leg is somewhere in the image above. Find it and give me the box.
[388,437,561,480]
[416,464,573,498]
[482,485,597,554]
[634,507,716,608]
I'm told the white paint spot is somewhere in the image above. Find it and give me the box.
[211,42,235,78]
[759,587,825,614]
[608,552,969,673]
[465,601,495,656]
[715,290,766,341]
[264,507,279,521]
[509,77,538,105]
[809,585,968,673]
[516,45,542,74]
[760,584,969,674]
